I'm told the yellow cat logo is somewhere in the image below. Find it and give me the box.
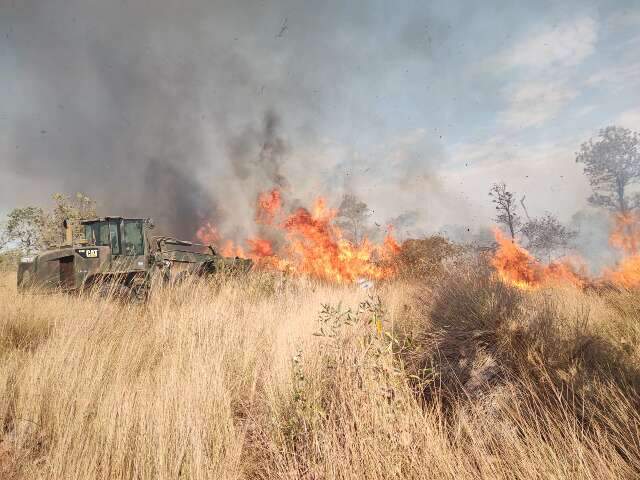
[77,248,99,259]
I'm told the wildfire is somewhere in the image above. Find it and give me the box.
[491,228,584,290]
[604,256,640,288]
[280,198,397,283]
[199,189,640,289]
[492,211,640,291]
[219,239,246,258]
[609,212,640,255]
[247,237,274,257]
[196,189,400,283]
[603,212,640,288]
[195,222,220,245]
[256,188,282,225]
[384,226,402,255]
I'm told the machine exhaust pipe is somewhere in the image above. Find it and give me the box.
[63,219,73,246]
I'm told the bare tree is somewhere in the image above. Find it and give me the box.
[521,212,577,262]
[489,182,520,240]
[336,194,372,244]
[576,126,640,214]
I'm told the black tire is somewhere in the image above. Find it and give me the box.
[172,271,190,285]
[18,270,31,292]
[128,282,150,304]
[97,282,127,300]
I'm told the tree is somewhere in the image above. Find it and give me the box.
[41,193,97,247]
[0,222,8,250]
[4,207,45,254]
[2,192,98,254]
[576,126,640,214]
[336,194,372,244]
[520,212,576,262]
[489,182,520,240]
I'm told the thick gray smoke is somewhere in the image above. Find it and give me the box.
[0,0,468,239]
[3,0,309,237]
[143,159,221,237]
[228,110,289,190]
[2,0,625,241]
[570,209,620,274]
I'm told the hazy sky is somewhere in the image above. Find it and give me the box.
[1,0,639,239]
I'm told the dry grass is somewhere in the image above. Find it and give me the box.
[0,263,638,479]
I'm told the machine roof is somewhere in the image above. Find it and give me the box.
[81,217,146,224]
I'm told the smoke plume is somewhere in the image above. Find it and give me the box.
[2,0,616,241]
[1,0,470,239]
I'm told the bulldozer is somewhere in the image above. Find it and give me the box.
[17,216,252,300]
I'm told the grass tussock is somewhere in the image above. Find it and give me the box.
[0,250,20,273]
[0,261,638,479]
[391,235,463,281]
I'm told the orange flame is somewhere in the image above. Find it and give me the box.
[195,222,220,245]
[197,189,400,283]
[280,199,392,283]
[256,188,282,225]
[247,237,274,257]
[491,228,583,290]
[609,212,640,255]
[604,256,640,288]
[219,239,246,258]
[199,197,640,290]
[604,212,640,288]
[384,226,402,256]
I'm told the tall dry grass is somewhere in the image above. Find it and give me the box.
[0,262,638,479]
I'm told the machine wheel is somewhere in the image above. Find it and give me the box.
[97,282,127,300]
[18,270,31,292]
[172,271,190,285]
[128,276,150,304]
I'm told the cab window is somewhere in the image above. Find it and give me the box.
[108,223,120,255]
[123,220,144,256]
[84,222,120,255]
[99,223,110,246]
[84,225,94,244]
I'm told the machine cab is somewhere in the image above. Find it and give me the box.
[81,217,148,267]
